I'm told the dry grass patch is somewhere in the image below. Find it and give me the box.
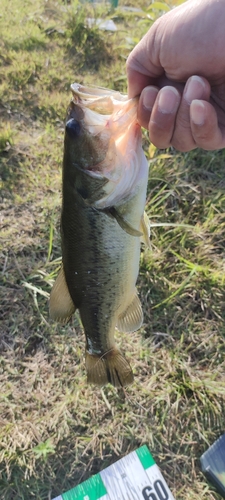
[1,0,225,499]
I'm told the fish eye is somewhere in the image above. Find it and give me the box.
[66,118,81,137]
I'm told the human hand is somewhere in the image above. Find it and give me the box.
[126,0,225,151]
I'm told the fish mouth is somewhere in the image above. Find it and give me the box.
[71,83,126,98]
[67,83,144,209]
[70,82,138,134]
[71,83,128,112]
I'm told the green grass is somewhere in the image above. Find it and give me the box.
[1,0,225,499]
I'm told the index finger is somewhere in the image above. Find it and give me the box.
[126,28,163,98]
[126,67,155,99]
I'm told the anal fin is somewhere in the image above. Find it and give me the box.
[117,290,143,333]
[49,266,76,324]
[86,348,133,387]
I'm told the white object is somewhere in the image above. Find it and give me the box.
[52,445,176,499]
[86,18,117,31]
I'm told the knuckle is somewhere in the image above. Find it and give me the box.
[192,125,220,150]
[193,129,212,144]
[171,131,195,152]
[149,123,171,149]
[171,114,195,151]
[149,134,171,149]
[171,140,193,152]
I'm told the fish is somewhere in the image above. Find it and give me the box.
[49,83,150,387]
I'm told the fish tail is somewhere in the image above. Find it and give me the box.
[85,348,134,387]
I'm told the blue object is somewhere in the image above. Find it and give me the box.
[201,434,225,498]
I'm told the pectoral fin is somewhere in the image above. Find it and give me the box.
[108,207,142,237]
[117,291,143,333]
[49,266,76,324]
[140,211,151,248]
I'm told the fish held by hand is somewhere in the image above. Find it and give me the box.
[49,83,150,387]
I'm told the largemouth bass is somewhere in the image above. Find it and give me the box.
[49,84,150,387]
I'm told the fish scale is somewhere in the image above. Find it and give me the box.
[49,84,150,387]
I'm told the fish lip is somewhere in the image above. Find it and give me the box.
[70,83,137,115]
[70,83,139,124]
[71,82,127,101]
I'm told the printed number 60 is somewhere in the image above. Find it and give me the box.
[142,479,169,500]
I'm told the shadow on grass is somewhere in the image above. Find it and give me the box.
[0,148,25,198]
[0,434,143,500]
[0,407,224,500]
[7,37,47,52]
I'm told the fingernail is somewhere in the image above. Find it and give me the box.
[158,87,179,114]
[185,76,206,104]
[142,86,158,111]
[191,100,205,125]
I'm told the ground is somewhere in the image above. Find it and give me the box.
[1,0,225,499]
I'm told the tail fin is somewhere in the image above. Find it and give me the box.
[85,348,134,387]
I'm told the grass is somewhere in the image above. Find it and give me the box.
[1,0,225,499]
